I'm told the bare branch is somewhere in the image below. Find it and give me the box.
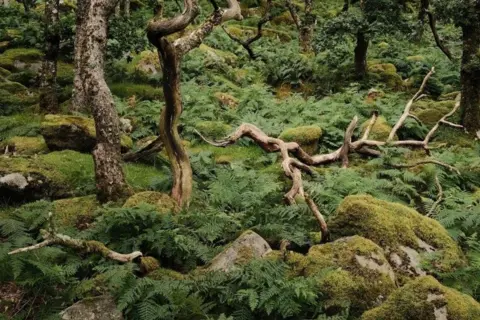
[362,111,379,140]
[423,94,461,145]
[388,67,435,142]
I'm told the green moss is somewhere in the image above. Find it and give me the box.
[109,83,163,101]
[140,256,161,274]
[302,236,396,315]
[148,268,185,280]
[85,240,111,256]
[360,116,394,141]
[53,195,99,228]
[406,55,425,62]
[123,191,178,214]
[377,42,389,50]
[278,125,322,155]
[0,113,42,140]
[0,48,42,70]
[0,89,39,115]
[0,67,11,78]
[213,92,239,108]
[0,81,27,93]
[196,121,232,140]
[330,195,465,276]
[56,62,74,86]
[188,144,265,164]
[6,70,37,86]
[368,63,404,90]
[2,136,48,155]
[362,276,480,320]
[412,100,456,126]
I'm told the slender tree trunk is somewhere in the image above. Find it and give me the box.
[416,0,428,41]
[77,0,130,202]
[460,22,480,134]
[354,31,368,79]
[71,0,88,112]
[124,0,129,17]
[2,0,9,7]
[39,0,60,113]
[299,0,314,53]
[157,39,193,208]
[23,0,29,12]
[114,1,120,16]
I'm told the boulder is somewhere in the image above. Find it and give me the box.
[329,195,465,283]
[123,191,178,214]
[41,114,132,153]
[360,116,394,141]
[206,230,272,272]
[60,295,123,320]
[196,121,232,140]
[0,170,52,203]
[1,136,48,155]
[278,125,323,155]
[0,48,43,71]
[278,236,396,316]
[361,276,480,320]
[368,63,404,90]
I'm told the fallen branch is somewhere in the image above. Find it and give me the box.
[9,213,142,263]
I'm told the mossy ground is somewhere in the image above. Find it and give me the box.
[362,276,480,320]
[123,191,178,214]
[1,135,48,154]
[0,48,42,70]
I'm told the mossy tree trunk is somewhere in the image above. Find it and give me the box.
[299,0,314,53]
[460,17,480,134]
[39,0,60,113]
[72,0,88,112]
[77,0,130,202]
[354,31,368,79]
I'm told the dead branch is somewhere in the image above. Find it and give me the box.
[8,213,142,262]
[222,0,272,60]
[123,136,164,162]
[427,175,443,217]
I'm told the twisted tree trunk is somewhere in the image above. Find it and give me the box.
[147,0,242,208]
[77,0,130,202]
[460,20,480,134]
[39,0,60,113]
[71,0,88,112]
[354,31,368,79]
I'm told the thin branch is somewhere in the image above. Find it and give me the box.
[9,213,142,263]
[362,111,379,140]
[425,10,453,61]
[423,94,461,145]
[388,67,435,142]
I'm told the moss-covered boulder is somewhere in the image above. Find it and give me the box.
[1,136,48,155]
[196,121,232,140]
[0,48,43,71]
[278,125,322,155]
[361,276,480,320]
[60,295,123,320]
[360,116,394,141]
[123,191,178,214]
[412,99,456,126]
[41,114,132,153]
[288,236,397,315]
[368,63,404,90]
[330,195,465,283]
[206,230,272,272]
[148,267,185,281]
[53,195,99,229]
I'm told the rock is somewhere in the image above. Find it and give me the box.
[412,100,456,126]
[360,116,394,141]
[1,136,48,155]
[361,276,480,320]
[0,169,51,203]
[329,195,465,283]
[368,63,404,90]
[60,295,123,320]
[206,230,272,272]
[123,191,178,214]
[196,121,232,140]
[278,125,323,155]
[280,236,396,316]
[120,118,133,134]
[0,48,43,71]
[41,114,132,153]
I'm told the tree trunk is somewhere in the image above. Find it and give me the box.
[415,0,428,41]
[157,39,193,208]
[39,0,60,113]
[71,0,88,112]
[460,22,480,134]
[354,31,368,79]
[2,0,9,7]
[124,0,129,17]
[299,0,314,53]
[77,0,130,202]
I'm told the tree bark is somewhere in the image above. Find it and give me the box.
[77,0,130,202]
[39,0,60,113]
[299,0,314,53]
[71,0,88,112]
[124,0,129,17]
[157,39,193,207]
[460,22,480,134]
[354,31,368,79]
